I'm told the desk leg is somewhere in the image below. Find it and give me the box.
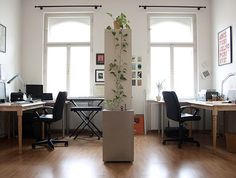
[161,104,164,139]
[212,109,218,152]
[17,111,23,154]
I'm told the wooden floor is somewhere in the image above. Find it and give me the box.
[0,132,236,178]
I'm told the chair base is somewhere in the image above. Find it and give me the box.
[32,138,68,151]
[162,137,200,148]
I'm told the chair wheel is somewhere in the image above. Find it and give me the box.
[48,145,54,151]
[196,142,200,147]
[162,141,166,145]
[65,142,68,147]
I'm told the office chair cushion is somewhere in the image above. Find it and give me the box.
[34,114,53,123]
[181,113,201,122]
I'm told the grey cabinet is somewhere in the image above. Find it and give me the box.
[103,110,134,162]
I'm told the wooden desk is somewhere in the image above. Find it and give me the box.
[0,101,45,154]
[188,101,236,152]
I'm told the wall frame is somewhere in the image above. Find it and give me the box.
[95,69,104,83]
[0,24,6,53]
[96,53,105,65]
[218,26,232,66]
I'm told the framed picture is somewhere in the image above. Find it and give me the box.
[96,53,105,65]
[95,69,104,83]
[218,26,232,66]
[0,24,6,53]
[132,80,136,86]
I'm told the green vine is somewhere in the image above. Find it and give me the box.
[105,13,130,110]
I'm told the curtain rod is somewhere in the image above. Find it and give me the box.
[35,5,102,10]
[139,5,206,10]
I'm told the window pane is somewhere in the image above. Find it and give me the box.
[69,47,90,97]
[150,16,193,43]
[173,47,194,98]
[150,47,170,99]
[48,16,90,42]
[47,47,67,95]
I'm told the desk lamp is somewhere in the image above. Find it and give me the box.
[7,74,27,101]
[7,74,25,91]
[221,72,236,100]
[7,74,19,84]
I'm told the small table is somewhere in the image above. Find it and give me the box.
[0,101,45,154]
[188,100,236,152]
[68,97,104,140]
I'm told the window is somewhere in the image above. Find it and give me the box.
[149,14,197,99]
[44,14,92,97]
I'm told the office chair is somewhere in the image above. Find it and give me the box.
[162,91,201,148]
[32,91,68,150]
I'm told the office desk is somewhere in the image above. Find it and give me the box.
[68,97,104,139]
[188,101,236,152]
[0,101,45,154]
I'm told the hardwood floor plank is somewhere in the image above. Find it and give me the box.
[0,133,236,178]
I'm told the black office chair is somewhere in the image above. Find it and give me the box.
[32,91,68,150]
[162,91,201,148]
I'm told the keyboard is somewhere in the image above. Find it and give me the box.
[13,101,31,104]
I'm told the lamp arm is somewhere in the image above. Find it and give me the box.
[221,73,236,98]
[7,74,19,84]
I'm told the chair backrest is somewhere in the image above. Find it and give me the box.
[52,91,67,122]
[162,91,181,121]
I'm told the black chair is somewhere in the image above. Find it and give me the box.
[162,91,201,148]
[32,91,68,150]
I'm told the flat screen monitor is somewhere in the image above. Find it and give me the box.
[26,84,43,100]
[0,81,6,102]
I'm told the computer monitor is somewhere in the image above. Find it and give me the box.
[26,84,43,100]
[0,81,6,103]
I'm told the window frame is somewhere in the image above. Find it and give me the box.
[148,13,198,99]
[43,13,93,96]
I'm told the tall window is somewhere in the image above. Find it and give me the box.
[149,14,197,99]
[44,13,92,97]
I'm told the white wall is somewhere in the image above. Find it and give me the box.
[211,0,236,132]
[21,0,212,116]
[0,0,22,93]
[211,0,236,93]
[0,0,22,136]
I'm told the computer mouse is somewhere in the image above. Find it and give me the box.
[29,100,34,103]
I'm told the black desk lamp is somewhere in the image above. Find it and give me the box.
[7,74,25,92]
[7,74,19,84]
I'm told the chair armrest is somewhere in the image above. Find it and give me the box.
[33,110,40,119]
[42,106,53,114]
[180,106,199,117]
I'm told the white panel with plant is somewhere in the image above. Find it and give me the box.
[105,13,131,110]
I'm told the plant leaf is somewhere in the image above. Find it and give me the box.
[106,26,112,30]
